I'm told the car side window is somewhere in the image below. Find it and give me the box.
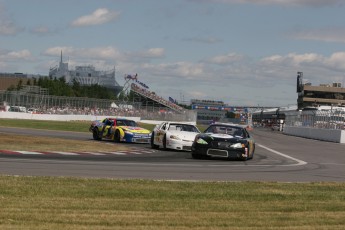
[205,126,217,133]
[104,119,112,126]
[169,125,180,131]
[244,130,249,138]
[161,124,167,130]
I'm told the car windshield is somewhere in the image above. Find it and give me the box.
[117,120,137,127]
[168,124,200,133]
[205,125,243,137]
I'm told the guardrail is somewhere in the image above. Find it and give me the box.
[285,110,345,130]
[283,110,345,143]
[0,111,196,125]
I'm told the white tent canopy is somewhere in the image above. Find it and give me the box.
[110,102,118,108]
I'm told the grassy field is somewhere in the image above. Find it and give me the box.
[0,118,132,152]
[1,176,345,230]
[1,118,345,229]
[0,118,208,133]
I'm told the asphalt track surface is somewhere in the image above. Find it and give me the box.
[1,126,345,182]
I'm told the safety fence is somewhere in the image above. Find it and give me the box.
[0,90,196,123]
[285,109,345,130]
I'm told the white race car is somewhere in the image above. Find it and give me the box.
[151,122,201,151]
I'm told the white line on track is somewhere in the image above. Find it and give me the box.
[17,151,43,155]
[4,144,307,167]
[131,152,143,155]
[83,152,106,156]
[257,144,307,166]
[109,151,127,155]
[139,150,155,154]
[319,163,345,166]
[52,151,79,156]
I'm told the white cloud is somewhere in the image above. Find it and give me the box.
[31,26,49,34]
[258,52,345,86]
[43,46,121,60]
[0,20,19,35]
[0,6,22,35]
[261,53,324,66]
[292,27,345,43]
[30,26,58,35]
[42,46,165,66]
[182,37,223,44]
[141,62,206,81]
[39,45,345,105]
[197,0,343,7]
[71,8,120,27]
[0,49,33,61]
[141,51,345,92]
[207,53,246,65]
[324,52,345,70]
[135,48,165,59]
[188,90,208,98]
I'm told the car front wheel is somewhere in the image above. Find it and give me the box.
[151,133,159,149]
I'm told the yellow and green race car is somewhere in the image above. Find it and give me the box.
[89,118,151,143]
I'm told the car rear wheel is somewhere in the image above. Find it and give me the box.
[163,135,167,150]
[151,133,159,149]
[240,148,249,161]
[114,130,121,143]
[240,155,248,161]
[191,152,201,159]
[250,145,255,159]
[93,129,101,141]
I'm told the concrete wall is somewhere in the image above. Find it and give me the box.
[283,126,345,143]
[0,111,140,122]
[1,112,342,141]
[0,112,196,125]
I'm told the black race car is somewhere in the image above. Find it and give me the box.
[191,123,255,161]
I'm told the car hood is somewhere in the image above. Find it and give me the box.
[205,133,243,140]
[168,130,199,140]
[120,126,151,134]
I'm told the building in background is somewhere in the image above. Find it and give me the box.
[0,73,43,90]
[297,72,345,109]
[0,73,28,90]
[190,99,248,124]
[49,51,123,95]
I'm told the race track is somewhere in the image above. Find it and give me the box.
[1,127,345,182]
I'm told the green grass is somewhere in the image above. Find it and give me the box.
[0,118,207,132]
[1,176,345,230]
[0,118,91,132]
[1,118,345,229]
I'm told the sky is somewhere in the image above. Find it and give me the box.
[1,0,345,107]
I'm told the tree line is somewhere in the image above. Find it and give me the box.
[7,76,122,100]
[7,76,191,109]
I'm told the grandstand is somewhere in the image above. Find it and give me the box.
[121,74,184,113]
[1,74,195,122]
[251,106,297,127]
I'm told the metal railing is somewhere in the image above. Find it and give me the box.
[285,109,345,130]
[0,90,196,122]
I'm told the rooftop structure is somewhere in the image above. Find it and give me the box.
[49,51,122,95]
[297,72,345,109]
[0,73,28,90]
